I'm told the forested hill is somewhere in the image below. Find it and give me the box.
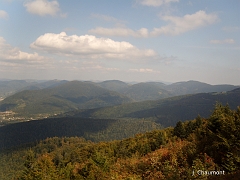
[0,104,240,179]
[1,79,238,101]
[0,80,239,125]
[0,117,161,150]
[97,80,239,101]
[0,81,132,116]
[164,80,239,96]
[97,80,130,92]
[117,82,173,101]
[65,87,240,127]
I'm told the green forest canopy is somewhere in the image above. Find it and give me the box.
[0,103,240,179]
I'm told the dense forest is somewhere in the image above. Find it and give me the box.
[0,103,240,179]
[0,118,161,150]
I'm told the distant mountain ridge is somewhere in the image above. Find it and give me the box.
[0,79,68,98]
[0,79,239,121]
[97,80,239,101]
[0,80,36,98]
[0,81,132,116]
[165,80,239,95]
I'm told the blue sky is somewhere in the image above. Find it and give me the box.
[0,0,239,84]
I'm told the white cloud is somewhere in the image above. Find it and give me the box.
[0,37,50,64]
[30,32,158,60]
[139,0,179,7]
[89,27,149,38]
[24,0,61,17]
[151,10,218,36]
[89,11,218,38]
[0,10,9,19]
[210,39,235,44]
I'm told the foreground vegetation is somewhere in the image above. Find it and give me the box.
[0,103,240,179]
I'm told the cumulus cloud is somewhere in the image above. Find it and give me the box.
[0,10,9,19]
[139,0,179,7]
[24,0,63,17]
[30,32,158,60]
[210,39,235,44]
[151,11,218,36]
[0,37,49,64]
[89,11,218,38]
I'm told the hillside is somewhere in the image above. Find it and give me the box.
[98,80,239,102]
[120,82,172,101]
[0,117,161,150]
[164,80,238,96]
[0,81,132,117]
[1,104,240,179]
[97,80,130,92]
[66,88,240,127]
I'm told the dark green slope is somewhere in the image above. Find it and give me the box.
[120,82,172,101]
[98,81,170,101]
[0,81,132,116]
[69,88,240,127]
[0,117,113,149]
[97,80,130,92]
[144,81,166,88]
[0,117,161,150]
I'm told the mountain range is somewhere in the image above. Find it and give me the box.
[0,79,239,119]
[0,81,132,116]
[0,79,68,98]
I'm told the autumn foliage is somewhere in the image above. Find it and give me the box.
[0,103,239,179]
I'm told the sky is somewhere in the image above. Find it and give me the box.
[0,0,239,85]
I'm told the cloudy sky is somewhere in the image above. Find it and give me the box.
[0,0,239,84]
